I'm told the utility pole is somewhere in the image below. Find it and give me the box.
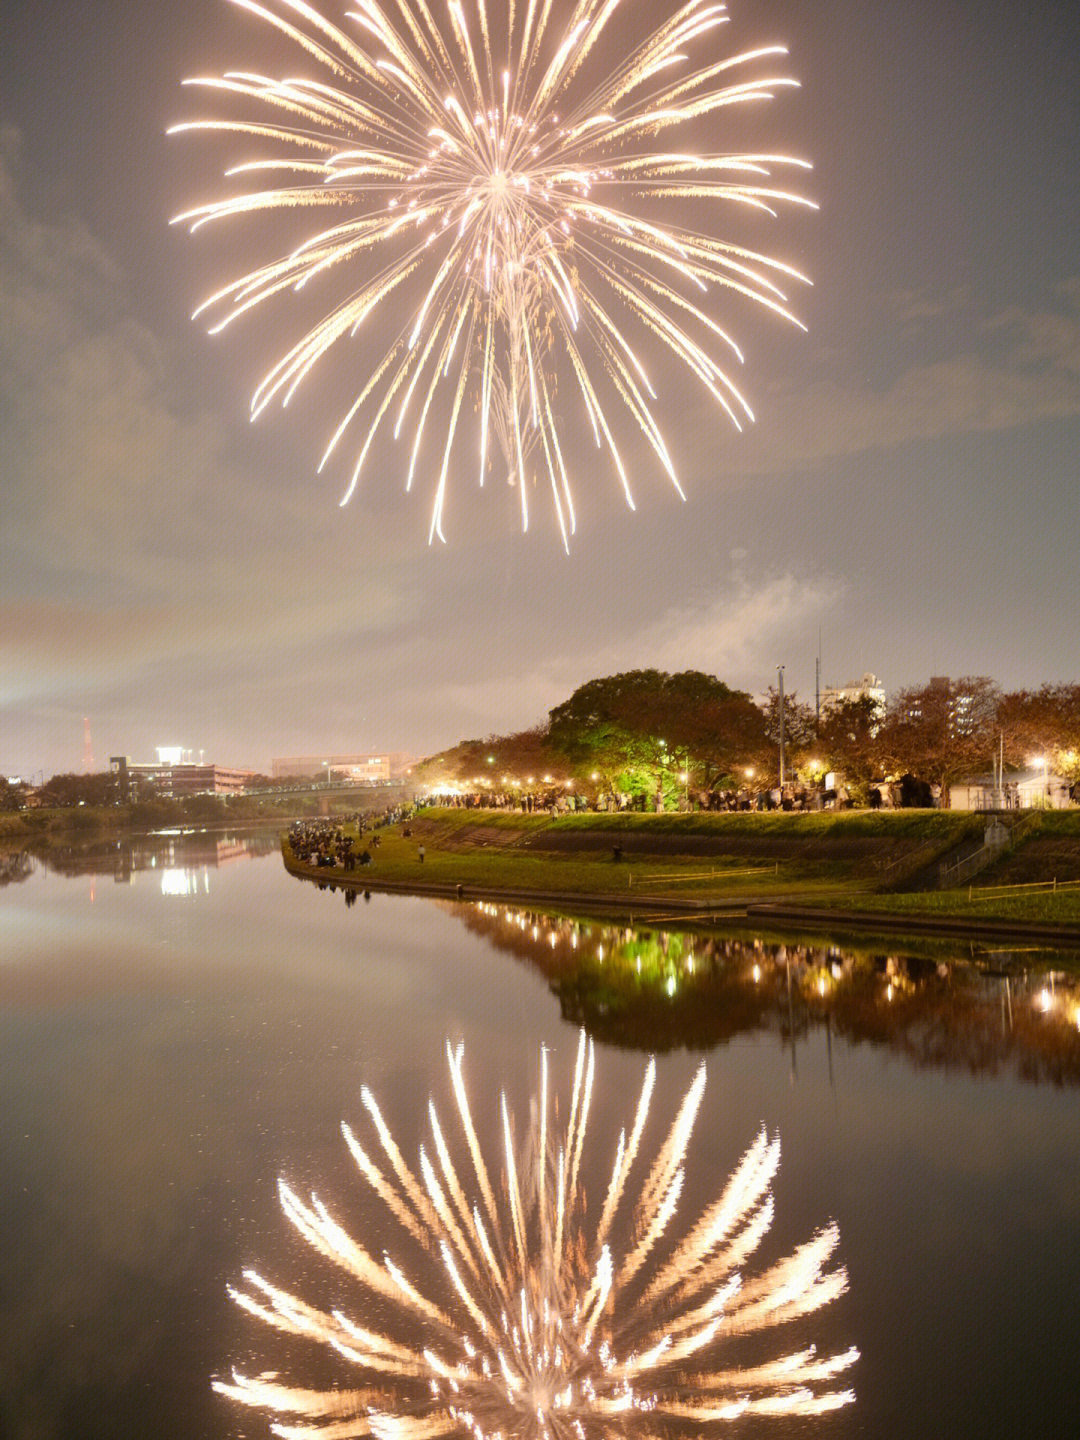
[777,665,786,787]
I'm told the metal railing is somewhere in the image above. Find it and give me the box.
[966,876,1079,900]
[627,864,778,889]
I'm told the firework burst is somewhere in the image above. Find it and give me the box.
[172,0,814,546]
[215,1035,856,1436]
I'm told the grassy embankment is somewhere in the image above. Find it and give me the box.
[285,806,987,908]
[815,809,1080,924]
[283,806,1080,928]
[0,792,329,846]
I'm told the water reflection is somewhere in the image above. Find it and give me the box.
[451,903,1080,1084]
[218,1036,856,1434]
[1,827,280,891]
[3,843,1078,1440]
[0,848,34,886]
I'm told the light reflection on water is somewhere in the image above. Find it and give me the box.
[217,1036,857,1436]
[451,902,1080,1084]
[1,826,281,891]
[1,835,1079,1440]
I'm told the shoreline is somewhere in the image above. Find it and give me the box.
[282,847,1080,950]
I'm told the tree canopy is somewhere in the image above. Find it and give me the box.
[878,677,1000,803]
[411,670,1080,808]
[547,670,766,797]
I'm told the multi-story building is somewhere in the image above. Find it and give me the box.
[110,755,256,798]
[270,752,416,782]
[821,672,886,727]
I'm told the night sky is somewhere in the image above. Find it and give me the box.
[3,0,1079,778]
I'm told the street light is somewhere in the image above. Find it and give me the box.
[777,665,786,787]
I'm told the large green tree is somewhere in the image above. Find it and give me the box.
[547,670,761,801]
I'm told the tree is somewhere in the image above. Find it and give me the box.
[998,685,1080,785]
[816,695,884,789]
[38,771,119,807]
[750,686,816,784]
[548,671,669,795]
[244,773,281,790]
[670,692,769,791]
[878,676,1000,805]
[0,776,24,812]
[415,728,564,789]
[547,670,754,803]
[482,727,566,786]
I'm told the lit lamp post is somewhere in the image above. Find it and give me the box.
[777,664,786,788]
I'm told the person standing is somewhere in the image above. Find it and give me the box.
[418,844,425,863]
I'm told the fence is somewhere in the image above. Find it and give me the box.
[965,876,1079,901]
[626,864,778,889]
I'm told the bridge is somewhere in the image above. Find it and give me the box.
[246,778,415,815]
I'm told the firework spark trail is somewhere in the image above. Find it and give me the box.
[215,1037,856,1437]
[172,0,814,546]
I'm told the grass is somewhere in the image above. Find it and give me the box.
[283,806,1080,932]
[827,884,1080,926]
[286,815,878,907]
[413,805,988,842]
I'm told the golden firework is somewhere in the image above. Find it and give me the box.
[173,1,812,545]
[215,1035,856,1435]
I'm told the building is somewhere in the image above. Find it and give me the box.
[270,752,416,782]
[821,673,886,726]
[898,676,991,737]
[950,767,1074,811]
[163,763,255,796]
[110,755,256,798]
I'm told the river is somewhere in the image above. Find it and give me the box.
[2,829,1078,1439]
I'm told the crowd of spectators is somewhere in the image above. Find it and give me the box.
[418,781,869,814]
[286,802,416,872]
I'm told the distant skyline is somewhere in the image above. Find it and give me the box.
[4,0,1079,777]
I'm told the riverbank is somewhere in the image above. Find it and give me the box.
[282,806,1080,942]
[0,790,383,848]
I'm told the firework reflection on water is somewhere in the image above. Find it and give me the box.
[216,1034,856,1436]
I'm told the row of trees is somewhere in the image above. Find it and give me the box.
[418,672,1080,806]
[1,771,121,810]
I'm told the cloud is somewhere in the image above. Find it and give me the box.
[630,566,845,681]
[0,131,411,712]
[725,282,1080,474]
[430,562,843,736]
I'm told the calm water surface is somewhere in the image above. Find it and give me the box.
[2,831,1079,1439]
